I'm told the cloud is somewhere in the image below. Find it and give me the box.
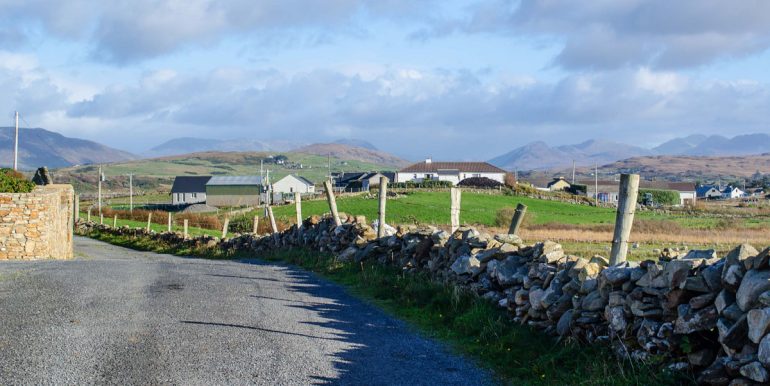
[419,0,770,70]
[61,65,770,158]
[0,0,436,63]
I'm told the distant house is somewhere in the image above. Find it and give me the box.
[332,171,395,191]
[547,177,571,191]
[696,185,723,199]
[272,175,315,195]
[721,186,745,199]
[747,187,766,197]
[205,176,264,207]
[396,159,505,186]
[581,179,697,206]
[170,176,211,205]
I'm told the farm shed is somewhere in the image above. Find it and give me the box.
[205,176,264,207]
[170,176,211,205]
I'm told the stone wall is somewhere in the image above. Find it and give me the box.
[0,184,74,260]
[78,214,770,385]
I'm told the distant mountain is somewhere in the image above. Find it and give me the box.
[599,154,770,180]
[292,143,409,168]
[147,137,302,157]
[489,139,652,171]
[653,134,770,156]
[333,139,378,151]
[0,127,136,170]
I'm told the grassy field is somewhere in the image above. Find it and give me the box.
[78,212,220,237]
[79,229,688,385]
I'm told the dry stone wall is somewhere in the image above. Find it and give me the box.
[79,213,770,385]
[0,184,74,260]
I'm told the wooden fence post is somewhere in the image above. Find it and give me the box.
[267,206,278,234]
[87,208,91,222]
[609,173,640,266]
[450,187,461,234]
[113,214,117,228]
[146,213,152,232]
[294,192,303,232]
[167,212,172,232]
[253,216,259,234]
[323,180,342,226]
[222,218,230,239]
[377,176,388,238]
[183,219,189,239]
[508,203,527,235]
[100,213,104,225]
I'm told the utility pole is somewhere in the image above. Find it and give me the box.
[13,111,19,171]
[328,153,332,181]
[98,165,103,215]
[572,160,576,183]
[128,173,134,213]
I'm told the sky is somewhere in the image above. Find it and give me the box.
[2,0,770,160]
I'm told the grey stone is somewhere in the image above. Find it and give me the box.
[688,348,716,367]
[556,309,573,336]
[715,289,736,314]
[683,249,717,260]
[529,288,546,311]
[682,275,711,293]
[336,246,358,262]
[607,306,627,332]
[739,361,769,383]
[674,304,718,334]
[581,290,608,312]
[720,314,749,350]
[450,255,480,275]
[745,247,770,271]
[736,269,770,311]
[690,292,717,310]
[747,308,770,344]
[759,334,770,367]
[723,303,745,322]
[601,265,631,286]
[759,290,770,307]
[723,265,745,291]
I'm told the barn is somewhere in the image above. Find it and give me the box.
[205,176,264,207]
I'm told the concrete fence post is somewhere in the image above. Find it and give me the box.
[267,206,278,234]
[377,176,388,238]
[508,203,527,235]
[294,192,303,233]
[146,213,152,232]
[323,180,342,226]
[74,194,80,224]
[450,187,461,234]
[183,219,189,239]
[253,216,259,234]
[100,213,104,225]
[222,218,230,239]
[87,208,91,222]
[113,214,117,228]
[609,173,640,265]
[167,212,172,232]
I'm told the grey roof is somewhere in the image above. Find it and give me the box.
[295,175,315,186]
[171,176,211,193]
[206,176,264,186]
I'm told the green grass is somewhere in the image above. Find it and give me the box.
[79,212,220,237]
[79,230,692,385]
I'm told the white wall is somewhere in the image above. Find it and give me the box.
[172,192,206,205]
[273,175,315,194]
[395,172,504,186]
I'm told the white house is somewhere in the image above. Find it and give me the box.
[696,185,723,199]
[396,159,506,186]
[272,175,315,194]
[721,186,745,199]
[170,176,211,205]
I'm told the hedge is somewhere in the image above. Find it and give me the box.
[0,168,35,193]
[637,188,680,206]
[391,180,454,189]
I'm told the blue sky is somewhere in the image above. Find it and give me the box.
[2,0,770,160]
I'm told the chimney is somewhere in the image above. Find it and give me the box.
[425,157,432,164]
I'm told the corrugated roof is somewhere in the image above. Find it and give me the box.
[206,176,264,186]
[171,176,211,193]
[399,161,506,173]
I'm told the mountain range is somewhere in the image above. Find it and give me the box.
[0,127,136,170]
[489,134,770,171]
[146,137,379,157]
[291,142,408,168]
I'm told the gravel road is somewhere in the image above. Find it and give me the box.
[0,237,492,385]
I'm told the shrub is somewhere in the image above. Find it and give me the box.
[458,177,503,188]
[391,180,453,189]
[638,189,680,206]
[0,168,36,193]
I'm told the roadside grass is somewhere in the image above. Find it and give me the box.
[78,212,220,237]
[79,229,691,385]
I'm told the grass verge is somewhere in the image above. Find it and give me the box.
[80,230,692,385]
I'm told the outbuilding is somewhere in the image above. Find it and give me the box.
[170,176,211,205]
[205,176,264,207]
[272,175,315,195]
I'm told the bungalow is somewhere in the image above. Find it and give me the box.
[332,171,395,191]
[170,176,211,205]
[272,175,315,195]
[205,176,264,207]
[547,177,571,192]
[696,185,723,199]
[396,159,506,186]
[581,179,697,206]
[721,186,745,199]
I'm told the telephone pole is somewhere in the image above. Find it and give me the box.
[13,111,19,171]
[594,163,598,206]
[98,165,103,215]
[572,160,576,183]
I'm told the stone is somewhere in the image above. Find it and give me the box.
[702,262,724,292]
[697,358,729,386]
[690,292,717,310]
[336,246,358,262]
[682,276,711,293]
[542,249,565,264]
[674,304,718,334]
[601,265,631,286]
[724,244,757,277]
[747,308,770,344]
[745,247,770,271]
[607,306,627,332]
[578,262,602,282]
[723,265,745,291]
[715,290,736,314]
[739,361,769,383]
[494,233,523,245]
[683,249,717,260]
[688,348,716,367]
[720,314,749,350]
[450,255,480,276]
[759,334,770,367]
[495,256,522,287]
[31,166,52,185]
[723,303,745,322]
[727,378,754,386]
[736,269,770,311]
[529,288,546,311]
[556,309,573,336]
[581,290,608,312]
[760,290,770,307]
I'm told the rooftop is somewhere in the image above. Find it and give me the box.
[399,161,506,174]
[206,176,264,186]
[171,176,212,193]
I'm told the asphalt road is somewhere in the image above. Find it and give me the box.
[0,237,492,385]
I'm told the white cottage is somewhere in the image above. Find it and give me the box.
[396,159,506,186]
[272,175,315,194]
[170,176,211,205]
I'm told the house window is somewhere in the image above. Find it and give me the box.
[413,174,417,179]
[425,174,431,180]
[192,193,197,198]
[290,187,294,193]
[472,173,481,178]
